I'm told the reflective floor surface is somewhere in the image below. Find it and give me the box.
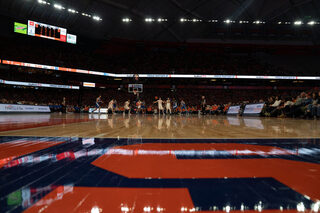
[0,113,320,138]
[0,114,319,212]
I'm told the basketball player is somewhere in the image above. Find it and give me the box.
[136,100,142,114]
[141,100,146,114]
[180,99,187,114]
[113,99,117,113]
[124,100,130,114]
[108,99,114,114]
[172,98,178,114]
[201,96,207,115]
[92,95,102,113]
[166,98,172,114]
[61,97,66,113]
[154,97,164,115]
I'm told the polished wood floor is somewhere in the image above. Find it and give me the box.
[0,113,319,138]
[1,113,320,213]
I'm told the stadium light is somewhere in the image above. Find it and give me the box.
[82,13,91,17]
[224,19,235,24]
[294,21,302,25]
[157,18,167,22]
[93,16,102,21]
[38,0,50,5]
[180,18,186,22]
[122,18,132,23]
[145,18,154,22]
[191,19,202,22]
[53,4,65,10]
[253,20,265,24]
[307,21,315,25]
[68,9,78,14]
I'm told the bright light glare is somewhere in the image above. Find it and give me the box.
[91,206,100,213]
[53,4,65,10]
[297,202,305,212]
[122,18,132,22]
[68,9,78,14]
[308,21,315,25]
[93,16,102,21]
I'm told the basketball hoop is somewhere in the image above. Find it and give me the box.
[133,90,137,96]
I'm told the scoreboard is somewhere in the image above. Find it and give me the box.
[14,20,77,44]
[28,20,67,42]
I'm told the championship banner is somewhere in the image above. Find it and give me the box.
[243,103,265,115]
[0,104,50,113]
[227,105,241,115]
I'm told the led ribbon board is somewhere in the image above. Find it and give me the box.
[28,20,67,42]
[2,59,320,80]
[0,79,79,90]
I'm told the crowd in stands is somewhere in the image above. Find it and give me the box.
[1,36,319,118]
[261,91,320,118]
[1,85,319,118]
[0,36,305,76]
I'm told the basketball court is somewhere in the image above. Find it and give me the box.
[1,0,320,212]
[0,114,319,212]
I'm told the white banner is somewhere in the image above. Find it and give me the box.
[0,104,50,113]
[227,105,241,115]
[243,103,265,114]
[89,108,109,114]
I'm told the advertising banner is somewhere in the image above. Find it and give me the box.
[243,103,265,115]
[227,105,241,115]
[0,104,50,113]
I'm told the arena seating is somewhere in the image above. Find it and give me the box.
[0,36,311,76]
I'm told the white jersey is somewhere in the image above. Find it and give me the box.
[108,100,114,109]
[166,100,171,109]
[157,100,164,110]
[124,101,130,110]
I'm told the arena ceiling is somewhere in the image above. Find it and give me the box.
[0,0,319,42]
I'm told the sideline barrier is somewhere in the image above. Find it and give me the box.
[243,103,265,115]
[227,105,241,115]
[2,59,320,80]
[0,104,50,113]
[89,108,109,114]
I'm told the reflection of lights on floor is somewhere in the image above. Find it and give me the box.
[312,201,320,212]
[121,206,129,212]
[143,206,151,212]
[91,206,100,213]
[297,202,305,212]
